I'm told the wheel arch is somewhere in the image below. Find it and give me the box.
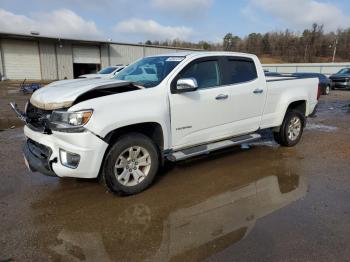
[103,122,165,152]
[97,122,165,181]
[286,100,307,116]
[272,99,307,132]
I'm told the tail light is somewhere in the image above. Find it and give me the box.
[317,83,321,100]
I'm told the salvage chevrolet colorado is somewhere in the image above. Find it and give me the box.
[11,52,319,195]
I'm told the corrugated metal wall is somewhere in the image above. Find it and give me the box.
[39,42,57,80]
[0,36,200,80]
[109,44,144,65]
[144,47,176,56]
[100,44,110,68]
[56,43,73,80]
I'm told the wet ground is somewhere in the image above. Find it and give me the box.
[0,91,349,262]
[0,81,50,130]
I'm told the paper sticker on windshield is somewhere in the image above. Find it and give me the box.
[166,57,184,62]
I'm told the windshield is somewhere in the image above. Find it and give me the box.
[115,56,184,88]
[337,68,350,74]
[99,67,117,74]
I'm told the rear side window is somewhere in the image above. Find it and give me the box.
[180,60,220,89]
[224,58,257,85]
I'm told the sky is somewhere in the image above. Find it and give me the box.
[0,0,349,43]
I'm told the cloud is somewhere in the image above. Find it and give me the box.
[245,0,350,31]
[0,8,102,39]
[114,18,193,40]
[151,0,213,17]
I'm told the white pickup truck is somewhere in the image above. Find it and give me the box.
[11,52,319,195]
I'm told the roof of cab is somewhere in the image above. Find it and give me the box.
[150,51,257,59]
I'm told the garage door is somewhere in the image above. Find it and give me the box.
[72,46,101,64]
[2,40,41,80]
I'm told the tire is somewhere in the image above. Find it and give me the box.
[101,133,159,196]
[324,85,330,95]
[273,132,283,144]
[273,110,305,147]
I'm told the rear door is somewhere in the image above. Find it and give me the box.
[169,57,235,148]
[222,57,267,135]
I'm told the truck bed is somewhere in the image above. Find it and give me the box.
[259,76,319,129]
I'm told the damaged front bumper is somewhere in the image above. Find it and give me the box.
[11,102,109,179]
[23,138,57,176]
[23,125,109,179]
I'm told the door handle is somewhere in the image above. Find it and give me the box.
[253,88,264,94]
[215,94,229,100]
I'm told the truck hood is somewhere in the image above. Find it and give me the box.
[30,78,135,110]
[79,73,111,79]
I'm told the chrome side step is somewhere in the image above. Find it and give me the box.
[167,133,261,162]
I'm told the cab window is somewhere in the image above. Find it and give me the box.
[179,60,221,89]
[223,58,257,85]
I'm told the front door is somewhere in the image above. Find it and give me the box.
[169,58,235,149]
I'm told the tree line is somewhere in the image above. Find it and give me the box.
[143,24,350,63]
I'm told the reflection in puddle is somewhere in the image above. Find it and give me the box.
[50,230,111,262]
[47,174,307,261]
[152,174,307,261]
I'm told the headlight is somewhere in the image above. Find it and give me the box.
[49,109,93,131]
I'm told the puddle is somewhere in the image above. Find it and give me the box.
[317,99,350,114]
[344,104,350,113]
[251,140,280,148]
[305,123,338,132]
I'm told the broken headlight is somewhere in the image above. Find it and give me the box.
[49,109,93,131]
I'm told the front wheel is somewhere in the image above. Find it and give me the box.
[273,110,305,147]
[101,133,159,195]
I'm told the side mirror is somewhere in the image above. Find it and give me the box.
[175,78,198,93]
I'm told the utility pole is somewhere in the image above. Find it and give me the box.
[304,44,308,62]
[332,37,338,63]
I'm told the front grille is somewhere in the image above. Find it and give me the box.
[26,103,52,130]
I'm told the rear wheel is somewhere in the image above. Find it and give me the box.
[273,110,305,147]
[101,133,159,195]
[324,85,330,95]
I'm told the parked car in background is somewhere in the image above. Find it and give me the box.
[291,73,331,95]
[329,68,350,90]
[79,65,126,79]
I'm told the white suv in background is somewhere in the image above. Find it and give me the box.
[79,65,126,79]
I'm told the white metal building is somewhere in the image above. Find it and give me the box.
[263,62,350,76]
[0,32,200,80]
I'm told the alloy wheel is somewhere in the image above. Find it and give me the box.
[287,116,302,141]
[114,146,152,187]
